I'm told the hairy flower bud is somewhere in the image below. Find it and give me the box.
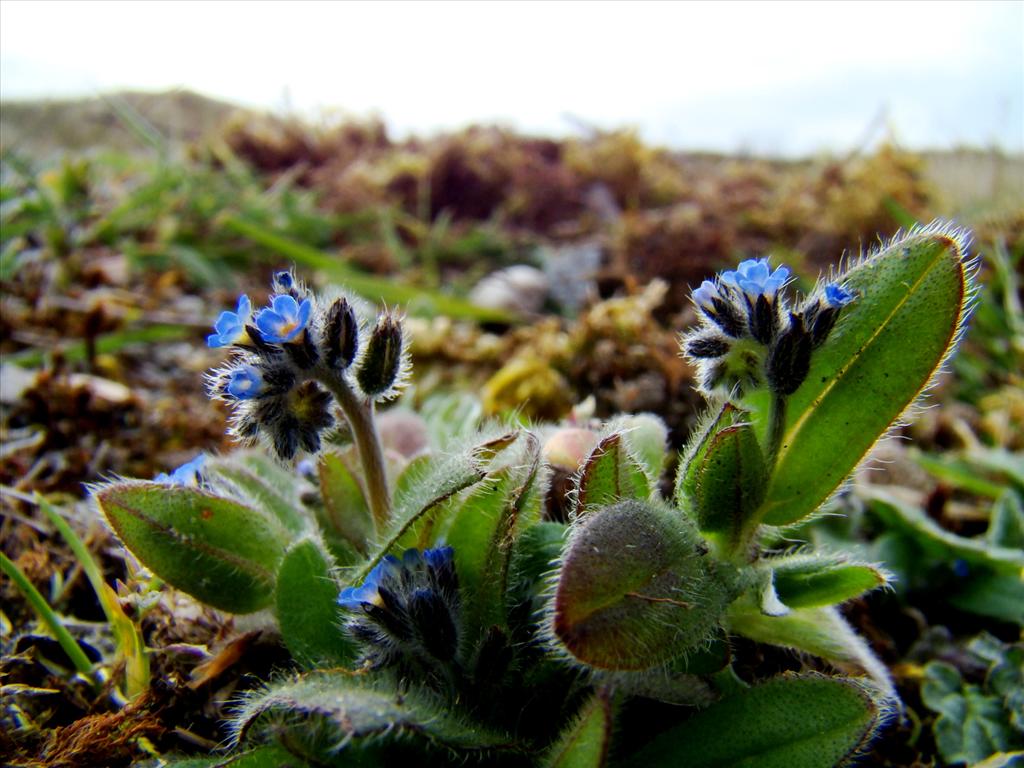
[323,296,359,371]
[355,311,407,399]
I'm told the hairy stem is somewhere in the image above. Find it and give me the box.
[766,392,788,469]
[318,374,391,529]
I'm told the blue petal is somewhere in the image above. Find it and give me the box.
[271,294,299,320]
[296,298,312,329]
[213,310,239,335]
[692,280,718,308]
[744,260,770,284]
[255,309,284,340]
[235,294,252,318]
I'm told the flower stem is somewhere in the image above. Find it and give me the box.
[318,374,391,529]
[766,391,788,469]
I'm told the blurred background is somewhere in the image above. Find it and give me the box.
[3,0,1022,155]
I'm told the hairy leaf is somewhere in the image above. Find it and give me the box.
[276,538,355,667]
[543,691,614,768]
[757,225,974,525]
[232,672,524,756]
[767,553,889,609]
[574,433,651,515]
[626,675,884,768]
[96,483,286,613]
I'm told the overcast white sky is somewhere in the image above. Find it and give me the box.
[2,0,1022,156]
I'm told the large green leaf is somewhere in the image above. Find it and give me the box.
[275,538,355,667]
[552,499,733,670]
[756,225,973,525]
[96,482,287,613]
[625,675,883,768]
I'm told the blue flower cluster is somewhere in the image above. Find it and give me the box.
[339,546,460,668]
[204,270,409,461]
[683,257,856,395]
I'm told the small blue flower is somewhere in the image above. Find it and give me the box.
[691,279,721,311]
[255,294,313,344]
[207,295,252,348]
[226,365,265,399]
[824,282,854,308]
[274,271,294,290]
[721,258,790,300]
[155,454,206,486]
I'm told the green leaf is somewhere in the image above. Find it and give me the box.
[231,671,524,757]
[574,433,651,515]
[317,451,374,555]
[949,571,1024,625]
[625,675,883,768]
[863,486,1024,575]
[95,482,287,613]
[152,745,312,767]
[604,413,669,487]
[767,553,889,609]
[275,538,355,667]
[689,418,767,546]
[675,402,743,509]
[726,601,894,698]
[352,449,486,585]
[988,491,1024,550]
[446,435,542,645]
[543,691,614,768]
[552,499,733,670]
[756,224,973,526]
[922,660,1023,765]
[206,456,306,535]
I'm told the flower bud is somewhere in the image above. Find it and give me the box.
[355,312,406,399]
[323,297,359,371]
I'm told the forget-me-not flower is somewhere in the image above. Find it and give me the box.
[720,258,790,302]
[207,295,252,348]
[226,365,265,400]
[255,294,313,344]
